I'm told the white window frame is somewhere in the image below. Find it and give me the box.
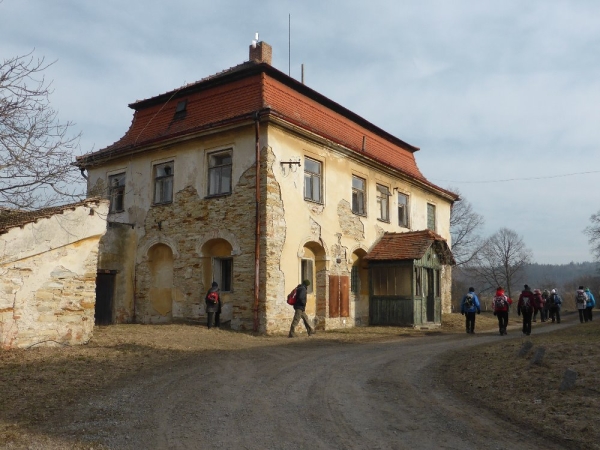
[153,161,174,205]
[304,157,323,204]
[207,150,233,196]
[398,192,409,228]
[352,175,366,216]
[376,184,390,222]
[427,203,436,231]
[108,172,126,213]
[213,257,233,292]
[301,258,314,294]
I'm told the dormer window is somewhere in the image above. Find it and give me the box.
[173,100,187,120]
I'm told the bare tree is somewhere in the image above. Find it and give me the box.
[449,188,485,266]
[469,227,533,300]
[584,211,600,262]
[0,51,83,209]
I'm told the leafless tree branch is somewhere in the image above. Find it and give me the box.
[0,51,84,209]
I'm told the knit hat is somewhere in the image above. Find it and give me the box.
[524,284,530,290]
[468,287,475,292]
[211,281,218,288]
[302,279,311,287]
[551,289,556,294]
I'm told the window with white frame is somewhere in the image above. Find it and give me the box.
[427,203,436,231]
[301,258,314,294]
[108,173,125,213]
[208,150,232,196]
[304,157,322,203]
[376,184,390,222]
[352,175,366,216]
[153,162,173,204]
[398,192,409,228]
[213,257,233,292]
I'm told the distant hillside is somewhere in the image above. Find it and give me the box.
[523,262,599,288]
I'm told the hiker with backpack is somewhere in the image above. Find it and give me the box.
[585,287,596,322]
[541,289,550,322]
[576,286,589,323]
[288,279,316,338]
[517,284,535,336]
[492,286,512,336]
[205,281,221,329]
[532,289,544,323]
[460,287,481,334]
[547,288,562,323]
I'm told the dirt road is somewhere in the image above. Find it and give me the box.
[50,319,577,450]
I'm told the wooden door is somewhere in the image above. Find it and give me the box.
[329,275,349,318]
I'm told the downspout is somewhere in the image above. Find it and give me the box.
[253,112,261,332]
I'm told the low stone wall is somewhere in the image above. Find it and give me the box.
[0,200,108,349]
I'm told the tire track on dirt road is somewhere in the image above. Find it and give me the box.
[62,318,577,449]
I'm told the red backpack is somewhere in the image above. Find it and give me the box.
[287,287,297,306]
[207,291,219,303]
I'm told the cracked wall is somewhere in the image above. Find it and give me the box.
[0,200,108,349]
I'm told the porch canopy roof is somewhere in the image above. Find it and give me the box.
[364,230,455,265]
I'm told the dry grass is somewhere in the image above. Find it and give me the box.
[439,312,600,450]
[1,313,596,448]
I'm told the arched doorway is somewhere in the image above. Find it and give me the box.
[301,241,326,327]
[147,243,174,321]
[351,248,369,325]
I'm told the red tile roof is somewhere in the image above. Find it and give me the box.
[75,58,457,200]
[365,230,455,264]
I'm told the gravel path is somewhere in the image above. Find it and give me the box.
[52,319,577,450]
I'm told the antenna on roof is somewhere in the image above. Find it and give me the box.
[288,14,291,76]
[251,32,259,48]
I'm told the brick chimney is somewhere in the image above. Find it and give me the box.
[249,41,272,65]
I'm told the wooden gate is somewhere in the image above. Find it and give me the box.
[329,275,349,318]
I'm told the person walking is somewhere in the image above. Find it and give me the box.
[518,284,535,336]
[289,279,316,337]
[205,281,221,329]
[541,289,550,322]
[532,289,544,323]
[492,286,512,336]
[575,286,589,323]
[547,288,562,323]
[585,287,596,322]
[460,287,481,334]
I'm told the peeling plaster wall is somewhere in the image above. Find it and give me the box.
[0,200,108,349]
[84,118,452,333]
[266,124,453,331]
[86,127,260,329]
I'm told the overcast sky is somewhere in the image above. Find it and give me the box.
[2,0,599,264]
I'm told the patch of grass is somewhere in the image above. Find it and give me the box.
[438,314,600,450]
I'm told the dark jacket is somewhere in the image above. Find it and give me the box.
[548,292,562,309]
[294,284,308,311]
[518,289,534,315]
[205,287,221,313]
